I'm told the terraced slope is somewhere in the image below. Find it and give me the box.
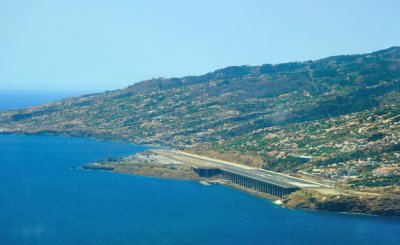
[1,47,399,150]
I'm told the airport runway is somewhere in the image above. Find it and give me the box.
[169,150,328,188]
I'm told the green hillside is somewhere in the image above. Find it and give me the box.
[0,47,399,186]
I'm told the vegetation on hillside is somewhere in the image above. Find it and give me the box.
[0,46,399,187]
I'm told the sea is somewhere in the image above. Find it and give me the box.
[0,90,90,110]
[0,91,399,244]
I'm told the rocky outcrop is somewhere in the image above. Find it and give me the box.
[283,190,400,216]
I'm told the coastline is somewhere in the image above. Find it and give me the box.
[0,130,172,151]
[83,164,283,204]
[0,129,173,149]
[83,150,400,217]
[84,163,400,217]
[1,132,399,217]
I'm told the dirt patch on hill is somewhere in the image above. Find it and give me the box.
[283,189,400,216]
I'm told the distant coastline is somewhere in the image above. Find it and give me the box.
[0,90,88,110]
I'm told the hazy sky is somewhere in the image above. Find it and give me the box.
[0,0,399,91]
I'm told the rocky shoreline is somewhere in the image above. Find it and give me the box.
[283,189,400,217]
[83,152,400,217]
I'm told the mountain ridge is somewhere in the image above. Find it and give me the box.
[1,46,399,146]
[123,46,400,96]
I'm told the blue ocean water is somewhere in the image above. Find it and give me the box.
[0,134,399,245]
[0,90,89,110]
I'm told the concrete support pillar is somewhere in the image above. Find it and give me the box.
[220,172,295,197]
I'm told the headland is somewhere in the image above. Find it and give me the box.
[84,149,400,217]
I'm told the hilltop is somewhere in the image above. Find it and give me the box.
[0,46,399,190]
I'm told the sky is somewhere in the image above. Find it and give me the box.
[0,0,399,91]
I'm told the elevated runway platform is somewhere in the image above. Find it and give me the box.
[153,150,328,197]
